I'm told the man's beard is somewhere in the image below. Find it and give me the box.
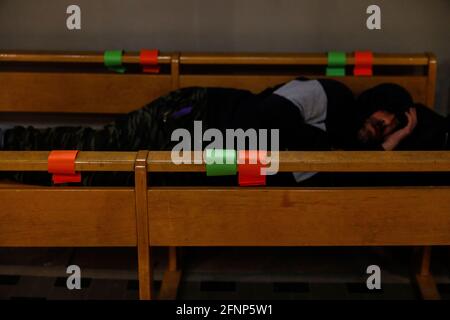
[356,126,383,149]
[357,116,387,144]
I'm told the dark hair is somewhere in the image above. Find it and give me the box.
[356,83,413,128]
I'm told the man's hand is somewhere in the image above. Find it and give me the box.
[382,107,417,151]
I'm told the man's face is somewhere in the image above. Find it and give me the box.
[357,111,399,144]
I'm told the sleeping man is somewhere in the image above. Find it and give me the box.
[354,83,448,151]
[0,79,448,186]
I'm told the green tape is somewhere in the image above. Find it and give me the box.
[104,50,127,73]
[326,67,346,76]
[327,51,346,67]
[205,149,237,176]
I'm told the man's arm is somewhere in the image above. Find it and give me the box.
[381,108,418,151]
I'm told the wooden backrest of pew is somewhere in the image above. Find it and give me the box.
[0,52,437,114]
[2,150,450,247]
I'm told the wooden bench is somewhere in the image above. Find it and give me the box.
[0,51,446,300]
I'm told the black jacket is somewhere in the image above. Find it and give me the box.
[204,77,356,151]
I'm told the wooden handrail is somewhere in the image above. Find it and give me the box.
[147,151,450,172]
[0,151,136,171]
[2,151,450,173]
[0,51,172,64]
[0,51,429,66]
[179,53,430,66]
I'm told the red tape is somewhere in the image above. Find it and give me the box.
[238,150,267,187]
[354,51,373,76]
[140,49,160,73]
[48,150,81,184]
